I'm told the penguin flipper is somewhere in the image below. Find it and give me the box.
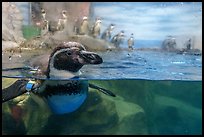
[89,83,116,97]
[2,79,29,103]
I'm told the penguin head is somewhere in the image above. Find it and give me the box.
[95,18,102,24]
[110,24,115,30]
[120,30,125,37]
[61,10,67,19]
[62,10,67,15]
[46,42,103,78]
[83,16,88,20]
[98,20,102,24]
[41,9,46,14]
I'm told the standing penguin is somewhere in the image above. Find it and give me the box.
[111,30,125,48]
[101,24,115,41]
[185,38,192,50]
[57,10,68,31]
[48,10,67,34]
[41,20,49,30]
[127,33,134,50]
[79,16,89,35]
[41,8,46,21]
[2,42,116,114]
[91,18,102,38]
[40,8,49,34]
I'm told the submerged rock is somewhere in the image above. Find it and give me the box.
[115,113,148,135]
[2,79,148,135]
[2,111,27,135]
[36,91,119,135]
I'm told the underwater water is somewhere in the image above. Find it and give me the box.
[2,49,202,135]
[2,79,202,135]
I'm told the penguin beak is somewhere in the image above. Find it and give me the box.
[79,50,103,64]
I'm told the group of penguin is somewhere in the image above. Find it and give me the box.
[40,9,68,34]
[39,9,135,50]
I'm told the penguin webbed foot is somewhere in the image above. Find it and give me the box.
[89,83,116,97]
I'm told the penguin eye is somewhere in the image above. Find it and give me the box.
[66,51,72,56]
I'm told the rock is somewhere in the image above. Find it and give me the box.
[115,113,148,135]
[66,35,116,51]
[32,2,91,35]
[2,111,27,135]
[37,91,119,135]
[21,34,116,52]
[2,41,19,51]
[2,2,25,51]
[2,81,149,135]
[102,95,148,135]
[152,94,202,134]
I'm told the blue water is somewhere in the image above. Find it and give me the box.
[81,50,202,80]
[2,49,202,81]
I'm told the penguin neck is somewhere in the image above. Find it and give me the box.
[82,20,88,25]
[48,67,82,79]
[109,26,114,31]
[42,14,46,20]
[62,14,67,20]
[96,23,101,27]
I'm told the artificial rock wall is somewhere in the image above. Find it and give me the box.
[2,2,25,51]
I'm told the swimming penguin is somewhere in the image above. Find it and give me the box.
[91,18,102,38]
[2,42,116,114]
[127,33,134,50]
[101,24,115,41]
[111,30,125,48]
[57,10,68,31]
[79,16,89,35]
